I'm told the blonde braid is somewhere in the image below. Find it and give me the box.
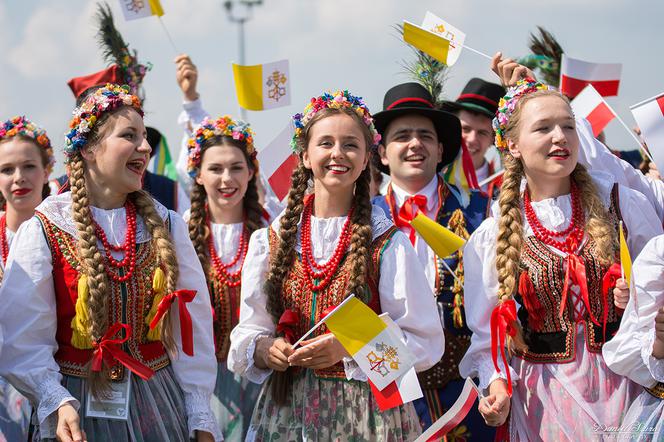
[345,167,373,301]
[571,164,617,265]
[68,153,111,396]
[130,190,178,354]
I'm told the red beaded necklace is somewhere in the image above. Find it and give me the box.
[300,195,354,291]
[207,214,248,288]
[92,201,138,282]
[0,214,8,266]
[523,182,585,254]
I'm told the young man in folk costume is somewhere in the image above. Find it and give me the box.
[442,78,505,203]
[372,82,493,439]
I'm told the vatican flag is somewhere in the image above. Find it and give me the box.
[118,0,163,21]
[232,60,291,111]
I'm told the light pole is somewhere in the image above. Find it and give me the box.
[223,0,263,122]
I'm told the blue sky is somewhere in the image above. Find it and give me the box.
[2,0,663,176]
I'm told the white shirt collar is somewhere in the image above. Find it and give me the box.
[390,176,439,212]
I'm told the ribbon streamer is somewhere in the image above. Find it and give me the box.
[149,289,197,356]
[490,300,518,396]
[92,322,154,381]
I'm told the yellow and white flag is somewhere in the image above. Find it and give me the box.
[118,0,163,21]
[619,221,632,285]
[410,212,466,258]
[421,12,466,66]
[403,21,451,65]
[232,60,291,111]
[324,296,415,391]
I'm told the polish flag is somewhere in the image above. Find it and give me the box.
[414,378,481,442]
[560,55,622,98]
[258,124,298,201]
[571,84,617,136]
[369,313,423,411]
[631,92,664,172]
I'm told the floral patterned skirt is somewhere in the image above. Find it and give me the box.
[247,369,421,442]
[33,366,190,442]
[212,362,261,442]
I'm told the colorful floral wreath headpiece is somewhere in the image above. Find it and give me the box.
[0,116,55,174]
[64,83,143,160]
[291,90,381,153]
[493,77,549,151]
[187,116,258,178]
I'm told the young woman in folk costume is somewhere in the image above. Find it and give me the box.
[458,78,663,441]
[228,90,444,441]
[185,115,264,441]
[0,116,54,441]
[602,233,664,441]
[0,84,220,442]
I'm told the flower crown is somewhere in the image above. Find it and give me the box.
[64,83,143,160]
[291,90,381,153]
[0,116,55,174]
[493,77,549,151]
[187,116,257,177]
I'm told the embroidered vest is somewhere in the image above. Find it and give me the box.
[268,225,397,380]
[514,184,624,363]
[208,272,241,362]
[36,212,170,380]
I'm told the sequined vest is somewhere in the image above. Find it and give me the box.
[268,225,398,380]
[514,184,624,363]
[36,212,170,380]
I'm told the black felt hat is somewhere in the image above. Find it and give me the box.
[442,78,505,119]
[373,82,461,174]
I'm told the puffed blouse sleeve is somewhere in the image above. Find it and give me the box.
[0,217,78,439]
[227,227,275,384]
[167,212,222,441]
[377,230,444,371]
[603,234,664,386]
[458,217,520,391]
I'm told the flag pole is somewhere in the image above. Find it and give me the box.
[157,17,179,54]
[478,169,504,188]
[619,221,625,280]
[613,112,655,164]
[456,43,493,61]
[292,294,356,347]
[439,259,461,284]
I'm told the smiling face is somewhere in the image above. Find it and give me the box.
[196,140,254,212]
[81,107,151,196]
[378,113,442,192]
[0,137,49,213]
[507,94,579,183]
[458,109,494,169]
[302,112,369,195]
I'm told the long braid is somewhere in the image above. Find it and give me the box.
[264,163,310,405]
[68,153,111,396]
[345,167,373,301]
[188,182,210,273]
[571,164,617,265]
[130,190,178,354]
[243,175,263,236]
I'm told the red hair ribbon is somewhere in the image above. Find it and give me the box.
[149,289,197,356]
[490,299,519,396]
[92,323,155,381]
[277,309,300,344]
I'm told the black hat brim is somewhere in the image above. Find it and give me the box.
[373,107,461,175]
[440,100,495,119]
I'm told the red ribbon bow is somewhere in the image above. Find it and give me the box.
[490,300,519,396]
[396,195,428,245]
[560,254,600,327]
[92,323,155,381]
[277,309,300,344]
[149,289,197,356]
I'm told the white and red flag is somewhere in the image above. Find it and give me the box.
[414,377,481,442]
[631,92,664,171]
[571,84,617,136]
[258,124,298,202]
[560,55,622,98]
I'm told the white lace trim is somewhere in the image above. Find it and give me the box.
[241,334,273,385]
[35,192,169,244]
[36,378,79,438]
[470,354,519,392]
[184,391,223,441]
[642,328,664,383]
